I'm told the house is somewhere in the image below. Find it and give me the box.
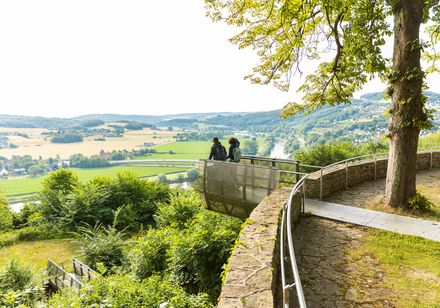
[13,168,27,176]
[48,163,59,171]
[0,168,9,176]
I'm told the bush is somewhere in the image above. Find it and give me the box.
[74,224,127,271]
[130,229,170,280]
[0,287,45,307]
[155,191,202,230]
[167,211,242,300]
[157,174,168,184]
[12,202,42,227]
[50,275,213,308]
[0,225,64,249]
[0,196,13,231]
[408,192,433,211]
[187,169,199,182]
[40,171,171,230]
[0,259,35,292]
[39,169,79,223]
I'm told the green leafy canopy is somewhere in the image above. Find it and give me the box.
[205,0,440,116]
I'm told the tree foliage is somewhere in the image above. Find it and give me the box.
[0,196,13,231]
[205,0,391,114]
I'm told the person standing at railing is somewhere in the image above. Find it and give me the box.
[208,137,227,161]
[226,137,242,162]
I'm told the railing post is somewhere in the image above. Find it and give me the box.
[319,169,323,201]
[430,150,433,169]
[295,162,300,183]
[345,160,348,190]
[302,181,306,214]
[374,154,377,181]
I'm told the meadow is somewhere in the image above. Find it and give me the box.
[0,239,76,275]
[0,166,187,196]
[0,127,175,159]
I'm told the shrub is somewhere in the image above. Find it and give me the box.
[0,259,35,292]
[0,287,45,307]
[167,211,242,300]
[130,229,170,280]
[50,275,213,308]
[40,169,79,223]
[74,224,127,271]
[155,191,202,230]
[12,202,42,227]
[408,192,433,211]
[187,169,199,182]
[0,196,13,231]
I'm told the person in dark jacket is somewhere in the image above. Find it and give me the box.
[209,137,227,161]
[226,137,241,161]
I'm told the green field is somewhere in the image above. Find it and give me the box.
[137,140,258,160]
[135,141,211,160]
[0,166,187,196]
[0,239,77,275]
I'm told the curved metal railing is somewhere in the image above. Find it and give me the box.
[298,147,440,200]
[280,174,309,308]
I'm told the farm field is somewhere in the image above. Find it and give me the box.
[138,140,239,160]
[0,166,187,196]
[0,127,175,159]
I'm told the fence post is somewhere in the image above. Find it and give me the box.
[302,181,306,214]
[374,154,377,181]
[319,169,323,200]
[430,150,433,169]
[345,160,348,190]
[295,162,300,183]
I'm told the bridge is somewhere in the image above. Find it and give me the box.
[45,258,97,292]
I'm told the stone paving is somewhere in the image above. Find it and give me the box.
[292,217,397,308]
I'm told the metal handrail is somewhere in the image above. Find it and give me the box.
[242,155,300,166]
[300,147,440,200]
[280,175,309,308]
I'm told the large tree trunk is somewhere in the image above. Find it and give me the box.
[386,0,425,209]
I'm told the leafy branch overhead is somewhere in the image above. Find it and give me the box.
[205,0,440,116]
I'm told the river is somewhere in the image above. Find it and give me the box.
[270,141,290,159]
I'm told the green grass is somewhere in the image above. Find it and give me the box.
[0,239,77,275]
[136,141,211,160]
[0,166,187,196]
[351,230,440,307]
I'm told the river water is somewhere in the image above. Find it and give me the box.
[270,141,290,159]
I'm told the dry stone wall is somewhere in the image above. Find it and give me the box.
[217,188,302,307]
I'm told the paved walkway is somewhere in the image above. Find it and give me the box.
[305,199,440,242]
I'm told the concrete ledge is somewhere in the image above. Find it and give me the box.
[218,188,302,307]
[305,151,440,199]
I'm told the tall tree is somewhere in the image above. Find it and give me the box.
[205,0,439,209]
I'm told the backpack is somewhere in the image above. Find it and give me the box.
[232,146,242,162]
[215,145,227,161]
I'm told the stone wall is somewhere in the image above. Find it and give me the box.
[305,151,440,199]
[218,188,302,307]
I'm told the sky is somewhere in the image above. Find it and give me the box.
[0,1,438,118]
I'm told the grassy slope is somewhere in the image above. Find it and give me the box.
[351,230,440,307]
[0,166,186,196]
[0,239,77,274]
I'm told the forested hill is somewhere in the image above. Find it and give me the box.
[0,92,439,134]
